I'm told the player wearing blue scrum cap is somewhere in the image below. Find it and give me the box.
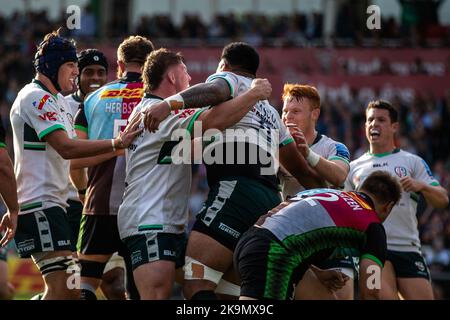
[9,28,142,300]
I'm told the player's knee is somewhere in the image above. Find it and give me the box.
[101,269,126,300]
[33,254,81,298]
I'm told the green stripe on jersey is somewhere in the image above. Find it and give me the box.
[280,137,294,147]
[75,125,88,133]
[187,109,205,135]
[138,224,163,231]
[410,192,420,202]
[329,156,350,165]
[38,124,66,140]
[20,201,43,211]
[24,143,46,151]
[207,76,234,97]
[361,253,383,267]
[0,142,6,148]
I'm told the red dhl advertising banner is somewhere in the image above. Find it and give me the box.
[94,46,450,100]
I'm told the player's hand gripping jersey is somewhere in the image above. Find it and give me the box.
[278,135,350,199]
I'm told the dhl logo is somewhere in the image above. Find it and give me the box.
[101,88,144,99]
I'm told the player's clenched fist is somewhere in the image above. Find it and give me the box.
[249,78,272,100]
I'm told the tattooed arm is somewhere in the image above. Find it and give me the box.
[181,78,231,108]
[144,78,231,132]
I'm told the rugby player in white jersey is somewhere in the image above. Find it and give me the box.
[118,48,273,299]
[278,84,354,300]
[345,100,448,299]
[142,42,321,300]
[9,29,142,299]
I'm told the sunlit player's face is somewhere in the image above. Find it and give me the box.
[282,96,317,132]
[79,65,107,95]
[173,62,191,92]
[365,108,397,148]
[58,61,79,92]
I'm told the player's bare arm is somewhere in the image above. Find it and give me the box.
[199,78,271,132]
[70,129,125,170]
[44,115,142,159]
[287,124,348,187]
[279,142,327,189]
[144,78,231,132]
[400,177,448,208]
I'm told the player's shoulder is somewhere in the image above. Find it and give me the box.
[18,83,59,111]
[318,134,349,150]
[396,149,421,161]
[350,151,372,165]
[20,82,52,100]
[206,71,238,82]
[139,96,161,111]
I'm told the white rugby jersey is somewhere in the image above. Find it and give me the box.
[345,148,440,253]
[118,94,206,239]
[279,134,350,199]
[10,80,76,215]
[204,72,293,189]
[206,71,292,148]
[64,93,83,202]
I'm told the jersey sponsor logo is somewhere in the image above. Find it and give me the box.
[218,222,240,239]
[35,94,51,110]
[163,249,176,257]
[16,239,35,254]
[131,250,143,265]
[100,88,143,99]
[394,166,408,178]
[39,112,58,121]
[373,162,388,168]
[173,108,196,119]
[57,240,71,246]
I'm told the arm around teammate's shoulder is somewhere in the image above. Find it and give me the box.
[44,113,142,159]
[199,78,271,132]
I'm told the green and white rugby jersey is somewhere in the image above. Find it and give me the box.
[118,94,205,239]
[345,148,440,253]
[64,92,83,202]
[204,71,293,190]
[279,134,350,199]
[10,79,76,215]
